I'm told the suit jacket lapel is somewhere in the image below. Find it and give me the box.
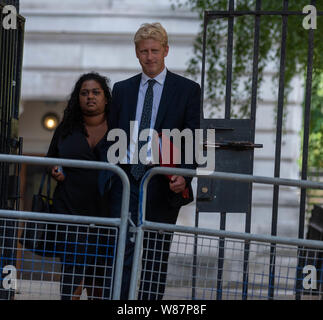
[154,70,177,132]
[127,74,141,123]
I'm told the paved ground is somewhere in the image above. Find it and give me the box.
[11,280,321,300]
[14,280,87,300]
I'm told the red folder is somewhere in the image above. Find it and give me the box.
[158,132,190,199]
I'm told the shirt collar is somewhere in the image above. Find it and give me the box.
[141,67,167,86]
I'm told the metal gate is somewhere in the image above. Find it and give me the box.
[0,1,24,300]
[195,1,323,300]
[129,166,323,300]
[0,0,24,210]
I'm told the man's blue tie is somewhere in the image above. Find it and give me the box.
[131,79,156,180]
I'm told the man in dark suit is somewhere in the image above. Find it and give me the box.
[103,22,200,299]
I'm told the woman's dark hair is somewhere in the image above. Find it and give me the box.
[60,72,112,137]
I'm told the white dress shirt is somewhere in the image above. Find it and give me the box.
[127,67,167,164]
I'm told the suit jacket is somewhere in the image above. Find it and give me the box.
[100,70,200,208]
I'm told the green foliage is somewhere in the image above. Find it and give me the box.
[307,73,323,168]
[172,0,323,168]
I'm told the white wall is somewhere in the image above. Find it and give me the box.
[20,0,198,100]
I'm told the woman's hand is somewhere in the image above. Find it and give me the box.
[51,166,65,182]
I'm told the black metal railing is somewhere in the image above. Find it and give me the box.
[197,0,323,300]
[0,0,24,300]
[0,1,24,210]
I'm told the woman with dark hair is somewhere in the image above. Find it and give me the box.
[47,72,112,300]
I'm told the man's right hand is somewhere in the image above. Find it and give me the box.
[51,166,65,182]
[169,175,186,193]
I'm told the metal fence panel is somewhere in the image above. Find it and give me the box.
[0,154,130,300]
[137,228,323,300]
[129,166,323,300]
[0,217,118,300]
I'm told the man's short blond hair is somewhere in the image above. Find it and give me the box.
[134,23,168,48]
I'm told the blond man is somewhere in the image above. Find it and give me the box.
[101,23,200,300]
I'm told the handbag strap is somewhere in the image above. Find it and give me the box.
[46,171,51,199]
[38,170,51,198]
[37,171,47,195]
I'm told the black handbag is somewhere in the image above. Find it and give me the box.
[20,171,57,257]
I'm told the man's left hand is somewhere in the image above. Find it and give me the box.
[169,175,186,193]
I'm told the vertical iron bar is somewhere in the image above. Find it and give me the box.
[15,137,22,211]
[11,21,18,121]
[6,26,14,208]
[0,8,4,208]
[295,0,316,300]
[216,212,226,300]
[14,19,24,120]
[213,0,235,299]
[200,12,208,122]
[0,14,11,298]
[0,7,4,298]
[2,20,9,209]
[225,0,234,119]
[192,11,209,300]
[211,0,234,301]
[192,208,199,299]
[250,0,261,123]
[242,0,262,300]
[268,0,289,300]
[8,28,14,121]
